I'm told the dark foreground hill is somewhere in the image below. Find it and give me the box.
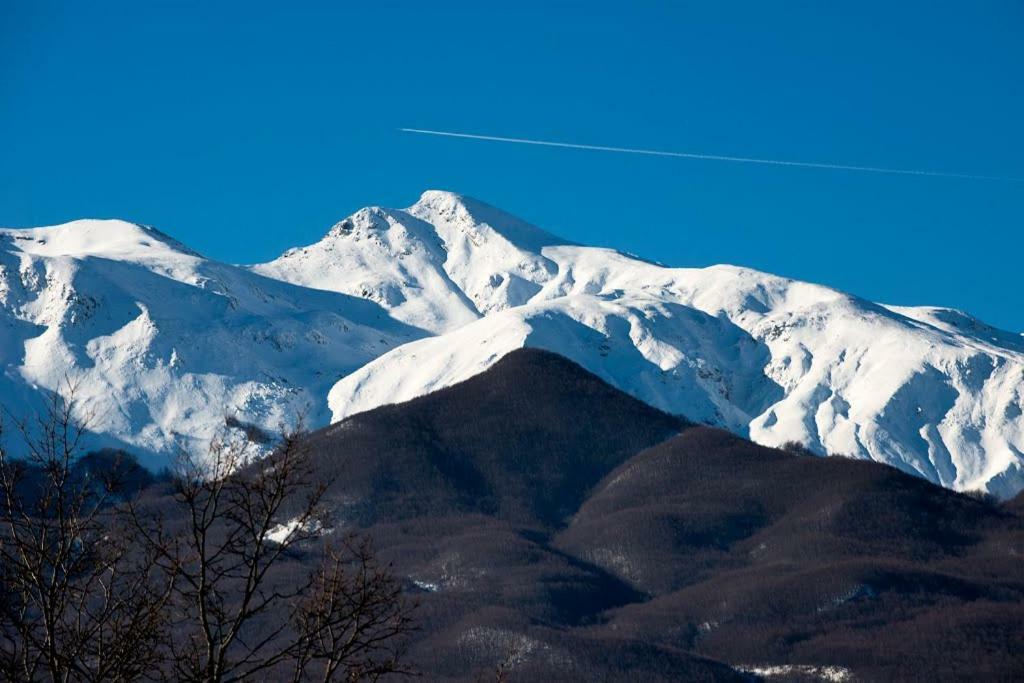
[291,349,1023,681]
[300,347,687,528]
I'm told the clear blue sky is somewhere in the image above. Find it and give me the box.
[3,2,1022,330]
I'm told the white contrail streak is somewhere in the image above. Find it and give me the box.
[399,128,1023,182]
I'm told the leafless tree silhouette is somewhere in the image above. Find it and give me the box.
[0,387,175,682]
[0,390,415,682]
[130,427,416,682]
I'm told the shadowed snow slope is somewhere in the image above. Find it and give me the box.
[4,192,1023,497]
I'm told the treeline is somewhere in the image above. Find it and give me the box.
[0,392,415,682]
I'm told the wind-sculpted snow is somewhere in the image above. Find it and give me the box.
[4,193,1023,496]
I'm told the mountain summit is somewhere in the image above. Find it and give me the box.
[253,190,566,333]
[2,193,1023,496]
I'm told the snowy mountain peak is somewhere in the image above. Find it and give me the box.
[325,206,393,238]
[409,189,567,252]
[411,188,468,211]
[254,192,568,332]
[1,219,198,261]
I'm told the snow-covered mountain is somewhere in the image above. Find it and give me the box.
[3,191,1023,496]
[0,219,423,468]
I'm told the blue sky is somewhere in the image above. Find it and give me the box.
[3,2,1022,330]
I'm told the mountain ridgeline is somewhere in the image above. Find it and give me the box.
[293,349,1023,681]
[2,190,1022,496]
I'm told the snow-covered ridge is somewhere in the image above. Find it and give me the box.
[3,193,1023,497]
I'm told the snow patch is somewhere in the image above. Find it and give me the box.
[739,664,854,681]
[266,516,329,545]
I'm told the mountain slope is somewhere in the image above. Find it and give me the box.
[558,425,1024,681]
[300,348,686,527]
[0,220,423,467]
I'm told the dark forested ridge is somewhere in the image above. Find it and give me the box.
[295,349,1023,681]
[557,427,1024,680]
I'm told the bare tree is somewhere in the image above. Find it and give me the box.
[292,538,415,682]
[131,428,416,682]
[0,390,415,682]
[0,388,175,682]
[474,641,521,683]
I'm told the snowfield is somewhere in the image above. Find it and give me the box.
[3,191,1023,496]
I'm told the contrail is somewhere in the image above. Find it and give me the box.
[399,127,1023,182]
